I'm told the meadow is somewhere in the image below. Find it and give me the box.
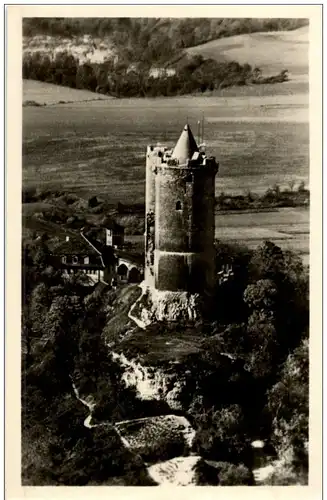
[186,26,308,80]
[214,208,309,265]
[23,90,308,199]
[23,79,113,106]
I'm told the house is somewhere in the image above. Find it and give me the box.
[49,233,115,285]
[49,224,143,287]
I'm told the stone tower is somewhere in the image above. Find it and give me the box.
[138,124,218,323]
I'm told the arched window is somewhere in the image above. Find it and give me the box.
[176,201,182,211]
[72,255,78,264]
[61,256,67,264]
[84,256,89,264]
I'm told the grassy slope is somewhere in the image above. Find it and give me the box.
[23,79,114,106]
[186,26,308,80]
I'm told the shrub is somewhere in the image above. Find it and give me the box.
[267,338,308,469]
[193,405,252,465]
[216,462,254,485]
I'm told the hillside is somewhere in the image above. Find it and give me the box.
[23,19,309,72]
[23,79,114,106]
[22,18,308,98]
[186,26,308,80]
[23,18,308,57]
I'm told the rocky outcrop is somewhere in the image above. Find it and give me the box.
[129,282,203,328]
[111,351,186,410]
[147,456,219,486]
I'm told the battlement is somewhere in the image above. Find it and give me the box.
[147,144,218,172]
[147,145,173,165]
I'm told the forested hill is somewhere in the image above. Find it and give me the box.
[23,18,308,64]
[23,18,308,98]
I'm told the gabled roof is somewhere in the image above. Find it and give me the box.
[172,124,199,165]
[51,233,105,267]
[51,236,99,256]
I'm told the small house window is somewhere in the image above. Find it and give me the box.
[84,256,89,264]
[61,256,66,264]
[72,255,78,264]
[186,174,193,183]
[176,201,182,211]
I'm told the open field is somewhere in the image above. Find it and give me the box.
[186,26,308,81]
[23,79,113,106]
[215,207,309,265]
[23,91,309,202]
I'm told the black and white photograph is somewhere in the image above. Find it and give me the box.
[7,6,321,491]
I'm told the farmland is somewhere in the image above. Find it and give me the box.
[186,26,308,80]
[214,208,309,265]
[23,79,113,106]
[23,90,308,200]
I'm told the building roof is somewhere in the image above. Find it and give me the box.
[172,124,199,165]
[52,235,99,256]
[51,233,105,267]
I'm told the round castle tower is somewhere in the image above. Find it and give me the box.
[133,124,219,325]
[146,124,218,294]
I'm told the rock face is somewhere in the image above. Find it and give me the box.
[111,351,186,411]
[115,415,195,463]
[147,456,219,486]
[129,283,204,328]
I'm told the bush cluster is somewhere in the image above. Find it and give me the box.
[23,18,308,50]
[23,49,289,98]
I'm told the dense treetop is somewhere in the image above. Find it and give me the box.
[23,17,308,53]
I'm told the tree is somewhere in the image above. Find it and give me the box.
[216,462,254,485]
[33,241,49,268]
[297,180,306,192]
[76,63,97,91]
[29,282,51,337]
[249,241,285,282]
[193,404,252,465]
[288,179,296,192]
[245,310,277,379]
[267,338,308,474]
[243,279,277,311]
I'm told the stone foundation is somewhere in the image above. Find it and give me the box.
[129,282,205,328]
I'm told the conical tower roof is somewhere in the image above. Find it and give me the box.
[172,124,199,164]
